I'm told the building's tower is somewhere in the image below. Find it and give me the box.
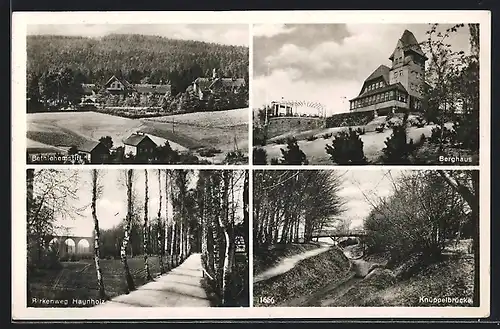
[389,30,428,108]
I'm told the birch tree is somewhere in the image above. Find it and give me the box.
[91,169,107,299]
[157,169,165,274]
[121,169,136,293]
[143,169,153,281]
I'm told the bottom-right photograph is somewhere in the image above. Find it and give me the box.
[252,169,479,307]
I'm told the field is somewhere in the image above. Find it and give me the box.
[27,109,249,160]
[28,256,171,307]
[147,108,248,128]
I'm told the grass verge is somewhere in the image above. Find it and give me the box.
[28,255,181,307]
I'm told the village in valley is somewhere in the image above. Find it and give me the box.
[252,24,480,165]
[26,25,249,164]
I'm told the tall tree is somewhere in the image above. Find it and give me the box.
[143,169,153,281]
[91,169,107,299]
[157,169,165,273]
[438,170,479,305]
[121,169,136,293]
[219,171,234,305]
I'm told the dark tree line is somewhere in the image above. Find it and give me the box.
[27,34,249,113]
[253,170,345,249]
[27,35,248,86]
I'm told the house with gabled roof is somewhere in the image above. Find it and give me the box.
[74,140,110,164]
[350,30,428,116]
[80,76,172,103]
[192,68,246,101]
[123,132,157,158]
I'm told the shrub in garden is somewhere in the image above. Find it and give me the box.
[279,137,308,165]
[325,128,366,165]
[306,135,318,141]
[322,133,333,139]
[429,126,455,145]
[253,147,268,165]
[381,118,415,164]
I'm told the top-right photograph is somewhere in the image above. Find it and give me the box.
[252,23,481,166]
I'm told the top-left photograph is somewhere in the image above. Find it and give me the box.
[25,24,249,165]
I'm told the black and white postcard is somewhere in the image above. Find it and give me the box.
[12,10,491,321]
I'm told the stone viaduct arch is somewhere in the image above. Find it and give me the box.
[46,235,94,258]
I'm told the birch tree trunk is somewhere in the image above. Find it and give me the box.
[121,169,136,293]
[157,169,165,274]
[219,171,232,305]
[91,169,106,299]
[143,169,152,281]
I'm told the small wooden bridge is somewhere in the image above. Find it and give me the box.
[311,229,367,239]
[311,229,368,259]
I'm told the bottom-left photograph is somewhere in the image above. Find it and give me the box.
[26,168,249,308]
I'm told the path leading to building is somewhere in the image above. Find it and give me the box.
[254,244,331,284]
[95,253,211,307]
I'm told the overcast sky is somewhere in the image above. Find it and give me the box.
[38,169,246,237]
[253,23,471,115]
[335,169,404,229]
[40,169,199,237]
[27,24,249,47]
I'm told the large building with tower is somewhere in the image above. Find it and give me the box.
[349,30,428,116]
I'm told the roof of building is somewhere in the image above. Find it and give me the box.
[123,133,156,146]
[104,75,132,89]
[133,84,171,94]
[81,83,98,94]
[195,77,246,91]
[217,78,246,89]
[390,29,427,60]
[77,140,102,153]
[365,65,390,84]
[194,77,215,91]
[350,82,408,101]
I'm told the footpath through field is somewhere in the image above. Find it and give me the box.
[95,253,210,307]
[254,244,331,283]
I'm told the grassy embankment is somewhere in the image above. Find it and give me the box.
[253,246,350,307]
[321,240,475,307]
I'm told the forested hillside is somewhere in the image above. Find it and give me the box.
[27,34,249,114]
[27,34,249,88]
